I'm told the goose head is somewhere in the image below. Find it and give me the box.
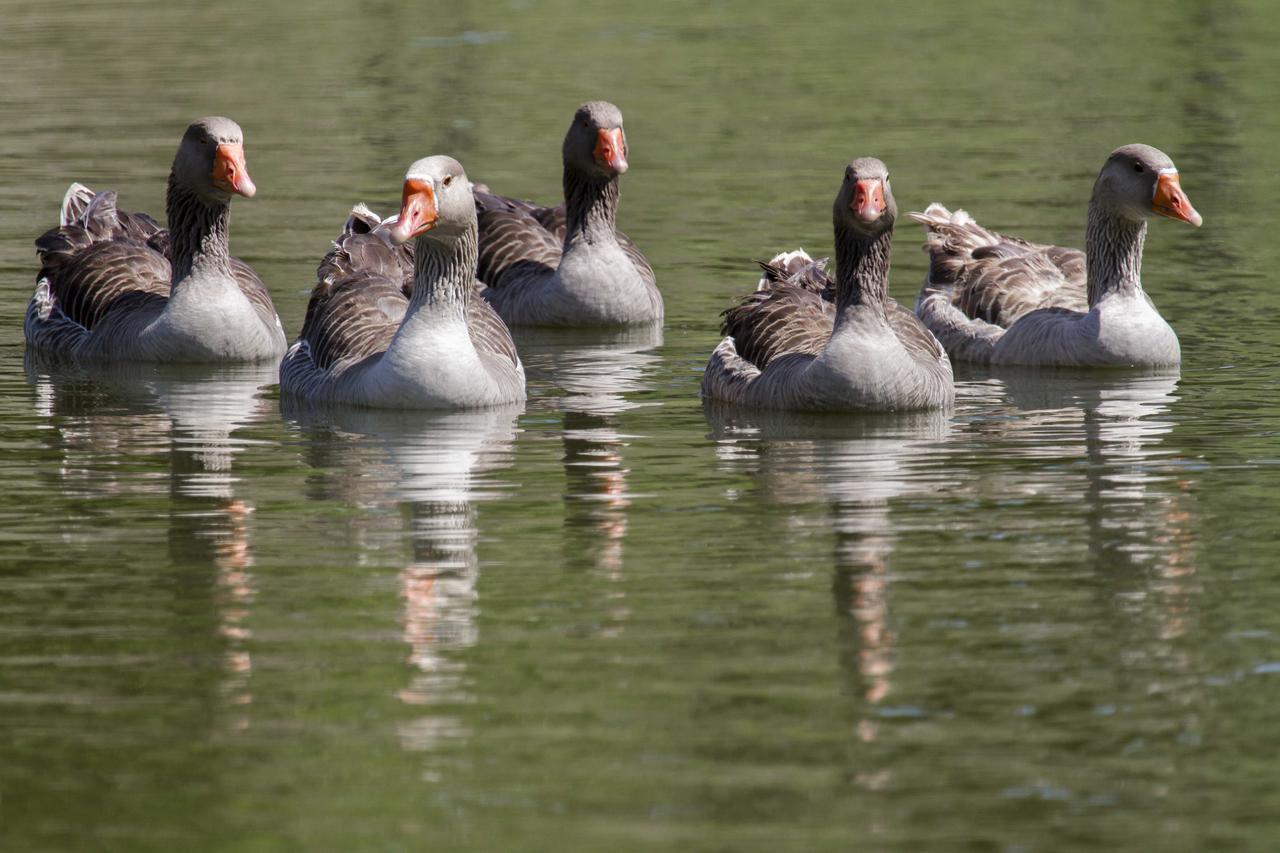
[1093,144,1201,227]
[834,157,897,236]
[389,155,475,246]
[563,101,628,178]
[172,116,256,203]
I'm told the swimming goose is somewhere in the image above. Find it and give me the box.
[702,158,954,412]
[474,101,662,326]
[911,144,1201,367]
[281,156,525,409]
[25,117,285,362]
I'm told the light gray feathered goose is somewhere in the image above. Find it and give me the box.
[280,156,525,410]
[911,144,1201,367]
[474,101,662,326]
[25,117,285,362]
[702,158,954,412]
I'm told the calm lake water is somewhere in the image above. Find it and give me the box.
[3,1,1280,850]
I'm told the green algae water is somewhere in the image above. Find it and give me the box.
[3,1,1280,849]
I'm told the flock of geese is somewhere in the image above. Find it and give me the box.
[24,103,1201,413]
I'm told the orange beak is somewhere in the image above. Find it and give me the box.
[594,127,628,174]
[851,178,885,222]
[389,178,438,244]
[211,143,256,198]
[1151,170,1201,227]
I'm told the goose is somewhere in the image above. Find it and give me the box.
[911,144,1201,368]
[25,117,285,362]
[473,101,662,326]
[280,156,526,409]
[702,158,954,412]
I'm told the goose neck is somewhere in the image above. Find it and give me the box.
[1085,200,1147,305]
[833,222,893,321]
[166,174,233,284]
[563,166,620,249]
[405,223,478,323]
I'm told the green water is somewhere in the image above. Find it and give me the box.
[3,1,1280,849]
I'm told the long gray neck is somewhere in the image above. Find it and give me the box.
[833,221,893,324]
[563,166,620,249]
[1085,200,1147,305]
[166,173,233,285]
[405,222,478,323]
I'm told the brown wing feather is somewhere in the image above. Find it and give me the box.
[33,188,174,333]
[466,290,520,367]
[956,243,1086,326]
[885,298,946,362]
[913,204,1087,328]
[475,206,562,290]
[300,232,409,371]
[474,188,655,290]
[228,257,282,332]
[36,233,171,332]
[725,255,941,369]
[721,284,834,370]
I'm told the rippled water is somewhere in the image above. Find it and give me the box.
[4,1,1280,850]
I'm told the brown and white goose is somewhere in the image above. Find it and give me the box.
[474,101,662,326]
[281,156,525,409]
[911,144,1201,367]
[25,117,285,362]
[702,158,954,412]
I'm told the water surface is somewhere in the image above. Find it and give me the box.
[3,1,1280,850]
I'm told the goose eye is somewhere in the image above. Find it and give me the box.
[1133,162,1145,173]
[443,175,453,187]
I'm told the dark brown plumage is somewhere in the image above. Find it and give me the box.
[722,255,946,372]
[297,214,520,374]
[32,185,276,343]
[915,206,1087,327]
[474,190,654,292]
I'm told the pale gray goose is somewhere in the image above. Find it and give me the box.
[25,117,285,362]
[702,158,954,412]
[281,156,525,409]
[474,101,662,326]
[911,143,1201,367]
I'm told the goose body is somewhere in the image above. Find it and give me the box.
[25,118,285,363]
[475,101,662,326]
[702,158,954,413]
[911,144,1201,368]
[281,157,525,410]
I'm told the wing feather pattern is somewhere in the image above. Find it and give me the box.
[911,203,1087,328]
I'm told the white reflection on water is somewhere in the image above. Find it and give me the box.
[281,400,520,755]
[707,369,1202,795]
[25,356,276,731]
[706,404,954,760]
[517,324,663,636]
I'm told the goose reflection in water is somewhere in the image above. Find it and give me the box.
[281,399,519,756]
[706,401,954,790]
[515,324,662,637]
[971,370,1202,723]
[25,354,275,731]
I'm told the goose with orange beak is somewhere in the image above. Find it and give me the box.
[281,156,525,409]
[25,116,285,362]
[702,157,954,412]
[911,144,1201,368]
[472,100,662,326]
